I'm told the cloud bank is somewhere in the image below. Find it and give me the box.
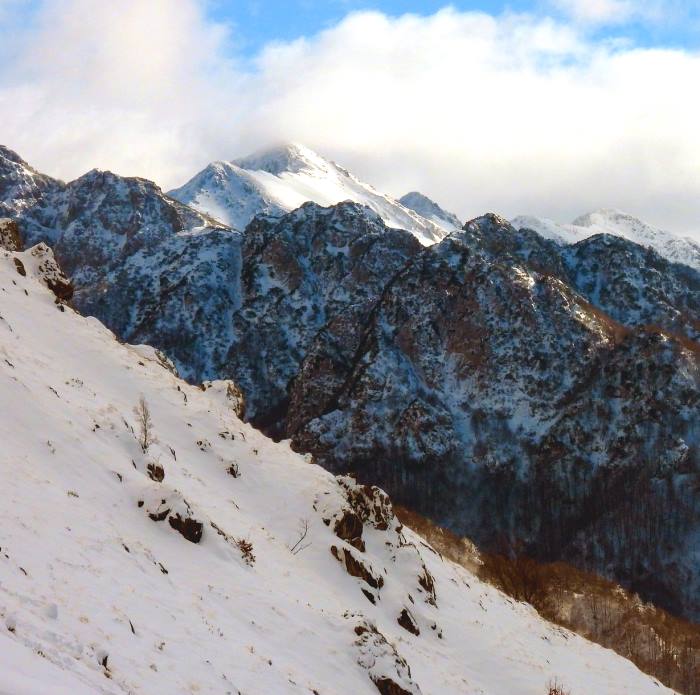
[0,0,699,238]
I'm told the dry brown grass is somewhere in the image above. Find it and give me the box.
[396,506,700,695]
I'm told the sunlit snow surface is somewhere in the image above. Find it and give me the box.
[0,244,676,694]
[169,144,448,246]
[513,209,700,270]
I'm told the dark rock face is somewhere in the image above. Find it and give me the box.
[397,608,420,636]
[13,257,26,276]
[373,678,415,695]
[1,146,699,620]
[331,545,384,590]
[222,202,422,433]
[168,514,203,544]
[0,218,22,251]
[334,510,365,552]
[29,244,74,302]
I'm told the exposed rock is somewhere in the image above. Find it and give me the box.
[353,620,422,695]
[148,507,170,522]
[168,513,203,544]
[0,218,22,251]
[331,545,384,590]
[13,257,25,276]
[202,380,246,419]
[338,477,397,533]
[333,509,365,552]
[146,462,165,483]
[418,564,437,607]
[29,244,73,302]
[397,608,420,636]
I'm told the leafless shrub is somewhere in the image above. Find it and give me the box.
[133,396,154,452]
[547,678,571,695]
[288,518,311,555]
[236,538,255,565]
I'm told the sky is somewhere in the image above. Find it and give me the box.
[0,0,699,238]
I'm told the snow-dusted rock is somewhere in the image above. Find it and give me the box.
[0,217,22,251]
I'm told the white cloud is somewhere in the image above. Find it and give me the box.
[552,0,642,24]
[0,1,699,238]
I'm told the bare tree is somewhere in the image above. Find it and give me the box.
[134,396,154,452]
[547,678,571,695]
[289,518,312,555]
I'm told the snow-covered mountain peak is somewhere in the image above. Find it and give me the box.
[513,208,700,270]
[234,142,332,176]
[572,208,669,245]
[169,144,449,245]
[399,191,462,232]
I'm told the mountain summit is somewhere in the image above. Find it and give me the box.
[513,208,700,270]
[399,191,462,232]
[168,144,449,245]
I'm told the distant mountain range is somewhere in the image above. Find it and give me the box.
[1,142,698,626]
[513,209,700,271]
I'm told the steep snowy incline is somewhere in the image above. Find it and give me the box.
[513,209,700,270]
[169,144,448,245]
[0,247,676,694]
[399,192,462,233]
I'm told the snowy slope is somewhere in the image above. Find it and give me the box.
[0,246,676,694]
[512,209,700,270]
[169,144,448,245]
[399,192,462,233]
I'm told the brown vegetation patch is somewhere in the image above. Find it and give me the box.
[397,505,700,695]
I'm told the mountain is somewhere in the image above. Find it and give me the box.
[224,209,700,619]
[399,192,462,232]
[0,239,678,694]
[0,146,242,380]
[513,209,700,270]
[1,145,699,625]
[168,143,449,245]
[0,145,63,219]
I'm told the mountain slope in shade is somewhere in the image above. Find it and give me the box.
[399,191,462,232]
[169,143,448,245]
[0,244,677,695]
[512,209,700,270]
